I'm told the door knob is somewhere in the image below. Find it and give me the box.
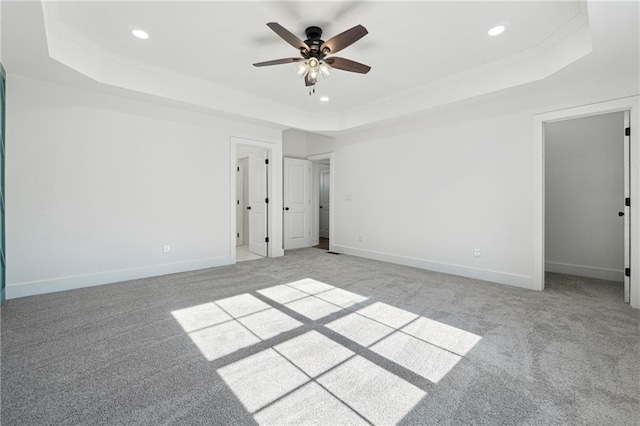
[247,206,251,210]
[618,211,625,216]
[285,207,290,211]
[320,206,323,209]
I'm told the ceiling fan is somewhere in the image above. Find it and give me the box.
[253,23,371,91]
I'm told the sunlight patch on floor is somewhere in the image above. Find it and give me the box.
[172,294,302,361]
[218,348,309,413]
[172,278,482,424]
[254,381,368,426]
[274,331,354,378]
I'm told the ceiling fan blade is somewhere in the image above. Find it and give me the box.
[325,57,371,74]
[305,73,316,87]
[266,22,308,51]
[320,24,368,54]
[253,58,304,67]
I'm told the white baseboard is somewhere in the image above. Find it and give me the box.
[331,244,534,290]
[6,256,234,299]
[545,261,623,282]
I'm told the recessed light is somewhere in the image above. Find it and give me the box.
[320,96,330,102]
[131,29,149,40]
[488,25,505,36]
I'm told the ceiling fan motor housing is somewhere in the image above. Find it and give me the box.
[305,26,322,40]
[304,26,325,57]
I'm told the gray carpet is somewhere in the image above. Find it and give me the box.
[1,248,638,425]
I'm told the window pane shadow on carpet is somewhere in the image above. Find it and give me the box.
[172,278,482,425]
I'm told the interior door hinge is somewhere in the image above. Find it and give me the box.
[237,166,240,172]
[265,197,269,203]
[265,237,269,243]
[625,127,630,137]
[265,159,269,165]
[625,268,631,277]
[626,198,631,207]
[237,200,239,205]
[237,233,240,238]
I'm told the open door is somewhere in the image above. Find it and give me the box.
[623,110,631,303]
[235,159,245,247]
[248,152,268,257]
[284,158,311,249]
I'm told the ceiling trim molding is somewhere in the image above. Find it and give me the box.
[40,1,592,132]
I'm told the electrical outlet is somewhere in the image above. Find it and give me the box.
[344,194,352,201]
[473,248,481,257]
[163,244,171,253]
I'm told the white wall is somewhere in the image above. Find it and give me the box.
[283,128,334,159]
[282,129,308,159]
[545,112,625,281]
[329,110,534,287]
[300,65,638,291]
[6,74,282,298]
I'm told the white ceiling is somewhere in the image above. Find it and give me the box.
[50,1,582,112]
[5,1,638,132]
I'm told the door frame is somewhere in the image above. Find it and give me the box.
[307,152,335,252]
[229,137,284,261]
[0,63,5,305]
[532,96,640,308]
[318,163,331,240]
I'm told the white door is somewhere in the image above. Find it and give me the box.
[319,165,330,239]
[235,160,244,247]
[249,153,268,257]
[623,110,630,303]
[284,158,311,249]
[242,158,250,246]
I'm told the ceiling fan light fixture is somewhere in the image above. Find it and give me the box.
[296,63,308,77]
[307,58,320,70]
[319,63,332,78]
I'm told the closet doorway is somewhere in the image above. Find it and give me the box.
[235,143,269,262]
[544,111,630,299]
[282,152,334,252]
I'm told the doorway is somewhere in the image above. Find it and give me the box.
[235,143,269,262]
[532,102,640,307]
[534,97,639,307]
[542,110,631,302]
[314,160,331,250]
[282,153,334,252]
